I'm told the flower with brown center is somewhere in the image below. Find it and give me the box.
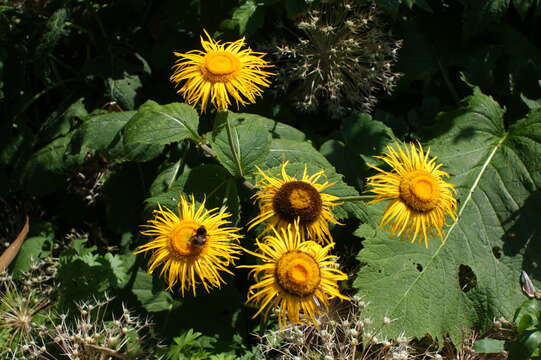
[366,142,457,247]
[240,222,348,327]
[248,162,341,244]
[134,195,242,295]
[170,30,274,112]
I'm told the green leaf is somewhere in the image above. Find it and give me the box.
[211,117,271,177]
[21,135,72,195]
[9,235,49,274]
[224,111,305,141]
[375,0,432,14]
[355,88,541,344]
[36,8,69,55]
[514,299,541,332]
[341,113,394,167]
[473,338,506,354]
[132,269,180,312]
[145,164,241,224]
[512,0,539,20]
[231,1,264,35]
[320,139,364,188]
[149,161,184,197]
[123,101,200,145]
[68,111,137,155]
[264,138,332,169]
[106,74,142,110]
[58,237,133,304]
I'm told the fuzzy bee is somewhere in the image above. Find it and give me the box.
[191,226,207,246]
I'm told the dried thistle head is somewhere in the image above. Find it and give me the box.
[273,0,402,117]
[256,295,403,359]
[0,258,57,358]
[45,296,158,360]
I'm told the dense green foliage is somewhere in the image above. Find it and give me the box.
[1,0,540,358]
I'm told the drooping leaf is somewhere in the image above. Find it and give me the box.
[123,101,200,145]
[211,118,271,178]
[354,88,541,345]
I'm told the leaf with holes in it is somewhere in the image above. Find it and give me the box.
[354,88,541,345]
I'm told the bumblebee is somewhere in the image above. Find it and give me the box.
[191,226,207,246]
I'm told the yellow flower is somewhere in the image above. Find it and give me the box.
[248,162,341,244]
[170,30,274,112]
[135,196,242,296]
[366,142,457,247]
[240,222,348,327]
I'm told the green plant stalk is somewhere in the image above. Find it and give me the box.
[225,112,244,178]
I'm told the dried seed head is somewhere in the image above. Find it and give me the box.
[271,0,402,117]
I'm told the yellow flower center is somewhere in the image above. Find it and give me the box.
[169,220,204,257]
[275,250,321,297]
[272,181,323,225]
[201,51,241,82]
[399,170,440,212]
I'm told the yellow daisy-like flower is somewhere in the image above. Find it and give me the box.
[241,222,348,327]
[366,142,457,247]
[134,196,242,296]
[248,162,341,244]
[170,30,274,112]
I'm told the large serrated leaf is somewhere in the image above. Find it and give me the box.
[123,100,200,145]
[354,88,541,344]
[211,118,271,177]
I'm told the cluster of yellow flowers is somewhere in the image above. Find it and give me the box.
[135,162,350,328]
[135,31,458,328]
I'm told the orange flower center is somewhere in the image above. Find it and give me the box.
[275,250,321,297]
[169,220,205,257]
[399,170,440,212]
[272,181,323,225]
[201,51,241,82]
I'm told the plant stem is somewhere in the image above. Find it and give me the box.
[192,113,258,192]
[224,112,244,178]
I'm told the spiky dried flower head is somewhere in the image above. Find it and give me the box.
[0,258,57,359]
[272,1,402,117]
[171,29,274,113]
[47,296,158,360]
[135,195,243,296]
[366,142,457,247]
[240,222,348,328]
[248,162,341,244]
